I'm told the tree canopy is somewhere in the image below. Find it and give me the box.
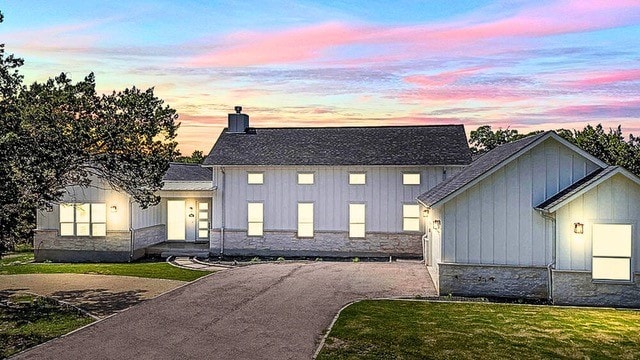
[0,11,180,253]
[469,124,640,177]
[175,150,205,164]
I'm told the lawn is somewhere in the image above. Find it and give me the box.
[0,293,94,358]
[317,300,640,360]
[0,253,209,281]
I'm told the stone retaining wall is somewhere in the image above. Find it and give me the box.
[552,270,640,308]
[439,263,548,299]
[210,229,422,258]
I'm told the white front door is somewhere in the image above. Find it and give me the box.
[167,200,186,240]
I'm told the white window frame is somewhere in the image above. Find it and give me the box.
[297,172,315,185]
[403,172,421,185]
[349,172,366,185]
[402,204,421,232]
[247,202,264,237]
[349,203,366,238]
[59,203,107,237]
[297,202,314,238]
[592,223,633,282]
[247,172,264,185]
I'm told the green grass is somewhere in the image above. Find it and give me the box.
[0,254,209,281]
[0,293,94,358]
[317,300,640,360]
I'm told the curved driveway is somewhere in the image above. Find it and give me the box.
[14,261,435,360]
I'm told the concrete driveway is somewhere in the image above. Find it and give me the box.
[14,261,435,360]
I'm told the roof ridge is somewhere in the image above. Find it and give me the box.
[223,124,465,131]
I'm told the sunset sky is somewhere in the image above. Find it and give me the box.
[1,0,640,154]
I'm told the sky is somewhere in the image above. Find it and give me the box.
[1,0,640,154]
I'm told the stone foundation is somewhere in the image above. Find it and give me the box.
[133,225,166,253]
[34,229,131,262]
[210,229,422,258]
[439,263,548,299]
[552,270,640,308]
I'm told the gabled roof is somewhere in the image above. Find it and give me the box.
[163,163,212,181]
[536,166,640,213]
[203,125,472,166]
[417,131,608,207]
[417,132,548,207]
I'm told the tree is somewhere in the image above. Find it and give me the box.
[0,11,180,255]
[175,150,205,164]
[469,125,542,154]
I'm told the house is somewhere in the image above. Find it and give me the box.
[34,108,471,261]
[418,131,640,307]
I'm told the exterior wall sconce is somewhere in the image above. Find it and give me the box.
[110,205,118,213]
[422,209,429,218]
[574,222,584,234]
[433,220,441,230]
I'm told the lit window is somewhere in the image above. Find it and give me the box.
[298,203,314,237]
[247,202,263,236]
[247,172,264,185]
[297,172,314,185]
[592,224,632,281]
[59,203,106,237]
[349,204,366,238]
[349,172,366,185]
[403,173,421,185]
[198,202,209,239]
[403,204,420,231]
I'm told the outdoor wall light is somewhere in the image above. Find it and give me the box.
[422,209,429,217]
[110,205,118,213]
[433,220,441,230]
[574,222,584,234]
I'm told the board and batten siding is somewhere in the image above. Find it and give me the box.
[36,181,130,232]
[555,173,640,272]
[212,166,461,233]
[439,138,600,267]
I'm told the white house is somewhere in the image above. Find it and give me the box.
[418,131,640,307]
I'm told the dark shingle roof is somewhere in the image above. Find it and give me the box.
[418,131,550,206]
[535,166,616,212]
[163,163,212,181]
[203,125,471,166]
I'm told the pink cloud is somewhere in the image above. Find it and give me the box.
[187,0,640,67]
[546,99,640,117]
[397,86,529,102]
[566,69,640,88]
[404,67,487,87]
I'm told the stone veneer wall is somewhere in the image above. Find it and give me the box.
[552,270,640,308]
[131,224,166,259]
[210,229,422,258]
[34,229,131,262]
[439,263,549,299]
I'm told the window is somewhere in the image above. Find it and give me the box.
[403,173,421,185]
[297,172,314,185]
[349,204,366,238]
[403,204,420,232]
[60,203,106,237]
[198,202,209,239]
[247,202,263,236]
[247,172,264,185]
[592,224,632,281]
[349,172,366,185]
[298,203,314,237]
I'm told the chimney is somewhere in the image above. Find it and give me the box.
[228,106,249,133]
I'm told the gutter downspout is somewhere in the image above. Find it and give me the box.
[129,197,135,262]
[220,167,225,257]
[539,210,556,303]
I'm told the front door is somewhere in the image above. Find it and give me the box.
[167,200,186,240]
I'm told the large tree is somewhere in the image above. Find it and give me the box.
[469,125,640,177]
[0,11,180,254]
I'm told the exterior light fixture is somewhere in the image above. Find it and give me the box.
[45,204,54,212]
[433,220,441,230]
[574,222,584,234]
[422,209,429,218]
[110,205,118,213]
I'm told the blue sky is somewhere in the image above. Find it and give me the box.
[1,0,639,153]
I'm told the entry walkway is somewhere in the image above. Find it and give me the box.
[14,261,435,360]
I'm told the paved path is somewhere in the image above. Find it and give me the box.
[0,274,185,318]
[13,261,435,360]
[169,256,230,271]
